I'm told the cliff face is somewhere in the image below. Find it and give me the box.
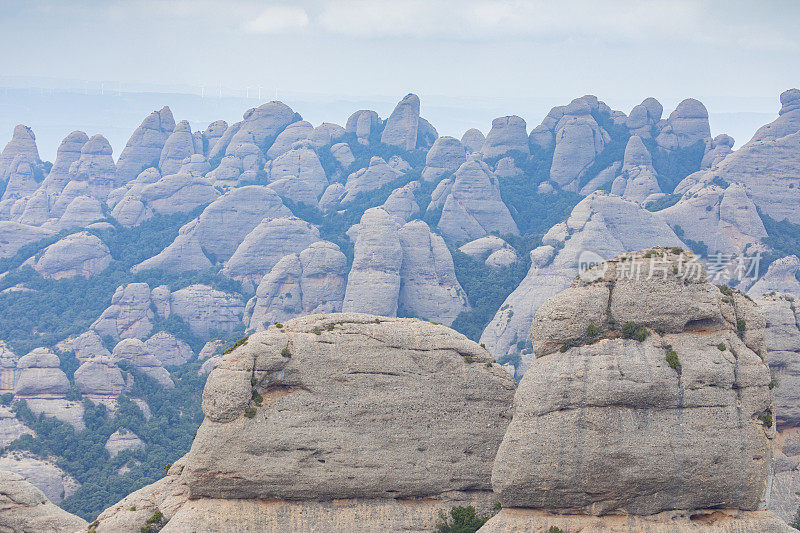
[2,90,800,524]
[0,469,86,533]
[481,247,791,532]
[92,313,516,532]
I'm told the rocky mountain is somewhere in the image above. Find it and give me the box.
[0,469,86,532]
[483,248,789,531]
[0,89,799,525]
[89,314,514,532]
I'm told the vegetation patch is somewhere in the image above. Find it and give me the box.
[140,509,165,533]
[622,322,649,342]
[666,349,681,371]
[223,335,249,355]
[5,363,206,521]
[434,506,491,533]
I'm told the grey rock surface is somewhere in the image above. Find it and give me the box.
[0,468,87,532]
[201,120,228,156]
[112,338,174,389]
[479,509,793,532]
[437,160,518,242]
[246,241,347,330]
[0,125,41,184]
[190,314,514,499]
[676,91,800,222]
[144,332,194,366]
[116,106,175,184]
[134,185,291,273]
[481,116,529,159]
[381,181,420,222]
[91,282,155,341]
[0,454,80,505]
[13,348,69,398]
[222,216,321,284]
[159,120,199,176]
[756,293,800,427]
[169,284,245,340]
[55,194,104,230]
[421,136,466,181]
[461,128,485,154]
[550,96,611,190]
[345,109,381,145]
[380,94,421,151]
[342,156,403,203]
[481,192,685,366]
[0,221,53,258]
[30,231,111,279]
[227,101,297,156]
[55,330,110,363]
[492,249,776,518]
[266,120,314,159]
[266,145,328,198]
[659,182,767,256]
[397,220,469,326]
[0,406,32,447]
[748,256,800,299]
[329,142,355,168]
[92,314,514,532]
[105,429,145,458]
[342,208,402,316]
[74,356,125,397]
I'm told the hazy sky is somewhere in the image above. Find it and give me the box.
[1,1,799,157]
[3,0,799,99]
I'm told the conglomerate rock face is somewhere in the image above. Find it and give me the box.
[480,248,788,532]
[92,313,516,532]
[0,469,87,533]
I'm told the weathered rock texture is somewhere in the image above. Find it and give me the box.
[683,89,800,223]
[436,160,518,242]
[29,231,111,279]
[481,116,529,159]
[481,192,685,366]
[92,314,515,532]
[748,256,800,300]
[13,348,69,398]
[343,208,469,324]
[381,94,421,151]
[480,248,788,532]
[342,156,403,203]
[134,186,291,273]
[144,332,194,366]
[0,454,80,505]
[169,285,244,340]
[0,125,42,185]
[422,136,466,181]
[91,283,155,341]
[105,429,145,458]
[0,469,87,532]
[222,217,321,284]
[245,241,347,330]
[116,106,175,184]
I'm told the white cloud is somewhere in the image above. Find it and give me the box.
[312,0,798,52]
[243,5,310,34]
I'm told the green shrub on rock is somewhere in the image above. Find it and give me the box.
[434,506,490,533]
